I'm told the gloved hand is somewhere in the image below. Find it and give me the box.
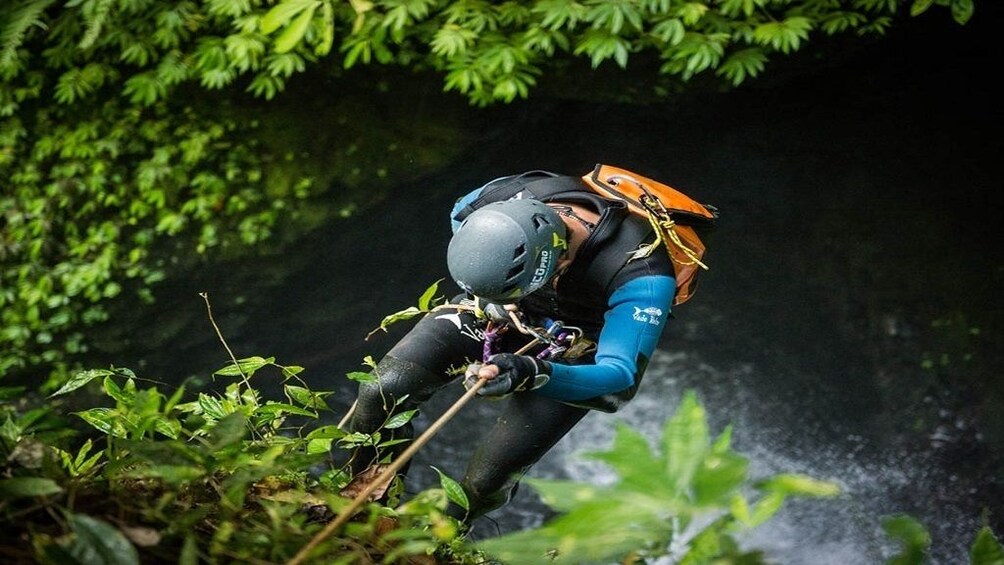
[463,353,551,397]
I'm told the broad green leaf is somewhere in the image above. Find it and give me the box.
[970,525,1004,565]
[214,356,272,377]
[748,490,785,527]
[0,417,21,443]
[373,306,424,334]
[208,413,247,449]
[346,371,377,384]
[50,369,113,397]
[418,278,445,310]
[198,394,227,420]
[523,477,603,513]
[75,408,126,437]
[65,513,140,565]
[910,0,935,16]
[275,4,317,54]
[306,425,348,440]
[730,493,752,525]
[384,409,418,429]
[679,516,729,565]
[307,438,333,454]
[951,0,973,25]
[882,514,931,565]
[256,402,316,418]
[285,384,329,410]
[758,473,840,498]
[585,422,667,495]
[0,477,62,499]
[103,376,135,406]
[431,465,468,511]
[261,0,316,34]
[692,451,748,506]
[662,391,708,495]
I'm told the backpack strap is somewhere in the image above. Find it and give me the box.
[452,172,585,222]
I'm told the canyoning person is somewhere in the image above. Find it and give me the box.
[343,164,717,524]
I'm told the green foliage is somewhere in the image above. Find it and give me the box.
[2,348,1001,562]
[475,390,841,563]
[1,355,472,563]
[883,514,932,565]
[0,0,975,387]
[367,278,448,339]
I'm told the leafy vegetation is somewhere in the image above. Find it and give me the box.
[2,357,1000,563]
[0,0,976,387]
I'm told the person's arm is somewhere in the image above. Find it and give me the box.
[534,274,675,401]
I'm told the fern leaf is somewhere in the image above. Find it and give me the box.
[0,0,54,73]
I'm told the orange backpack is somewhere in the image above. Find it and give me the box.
[581,164,718,305]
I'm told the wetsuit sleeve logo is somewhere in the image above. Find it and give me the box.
[632,306,663,326]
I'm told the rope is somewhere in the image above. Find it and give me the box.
[637,193,708,270]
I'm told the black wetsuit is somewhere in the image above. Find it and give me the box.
[347,172,676,520]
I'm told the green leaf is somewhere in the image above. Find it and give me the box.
[971,525,1004,565]
[584,422,667,496]
[692,451,748,506]
[951,0,974,25]
[275,3,317,54]
[752,17,813,54]
[208,413,247,449]
[347,371,377,384]
[50,369,113,397]
[0,477,62,499]
[417,278,445,310]
[757,473,840,498]
[306,425,348,440]
[256,402,316,418]
[103,376,135,406]
[384,409,417,429]
[75,408,126,437]
[882,514,931,565]
[261,0,316,34]
[215,356,273,377]
[662,391,708,495]
[198,394,228,420]
[909,0,935,16]
[431,465,468,511]
[285,384,330,410]
[65,513,140,565]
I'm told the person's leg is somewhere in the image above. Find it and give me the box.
[453,392,589,521]
[347,306,485,473]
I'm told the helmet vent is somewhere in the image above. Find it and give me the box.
[505,264,523,281]
[531,214,549,231]
[513,243,526,260]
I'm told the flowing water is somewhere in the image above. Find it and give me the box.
[91,10,1002,565]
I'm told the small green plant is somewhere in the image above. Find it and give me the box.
[0,355,471,563]
[475,390,841,563]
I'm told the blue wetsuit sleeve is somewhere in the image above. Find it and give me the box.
[534,275,674,402]
[450,187,483,233]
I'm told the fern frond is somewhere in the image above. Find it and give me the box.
[0,0,55,74]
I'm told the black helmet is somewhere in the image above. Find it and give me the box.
[447,199,567,302]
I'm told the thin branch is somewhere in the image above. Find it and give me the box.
[199,292,250,388]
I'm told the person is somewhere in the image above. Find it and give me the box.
[345,167,691,524]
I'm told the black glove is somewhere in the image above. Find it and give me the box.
[464,353,551,397]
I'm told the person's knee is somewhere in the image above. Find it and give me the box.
[458,472,521,522]
[351,356,446,431]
